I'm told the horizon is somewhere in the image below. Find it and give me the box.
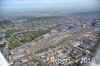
[0,0,100,17]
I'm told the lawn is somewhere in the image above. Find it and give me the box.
[5,29,19,38]
[20,30,47,43]
[8,37,21,49]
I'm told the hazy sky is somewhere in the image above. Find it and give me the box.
[0,0,100,16]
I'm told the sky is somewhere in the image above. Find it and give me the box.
[0,0,100,16]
